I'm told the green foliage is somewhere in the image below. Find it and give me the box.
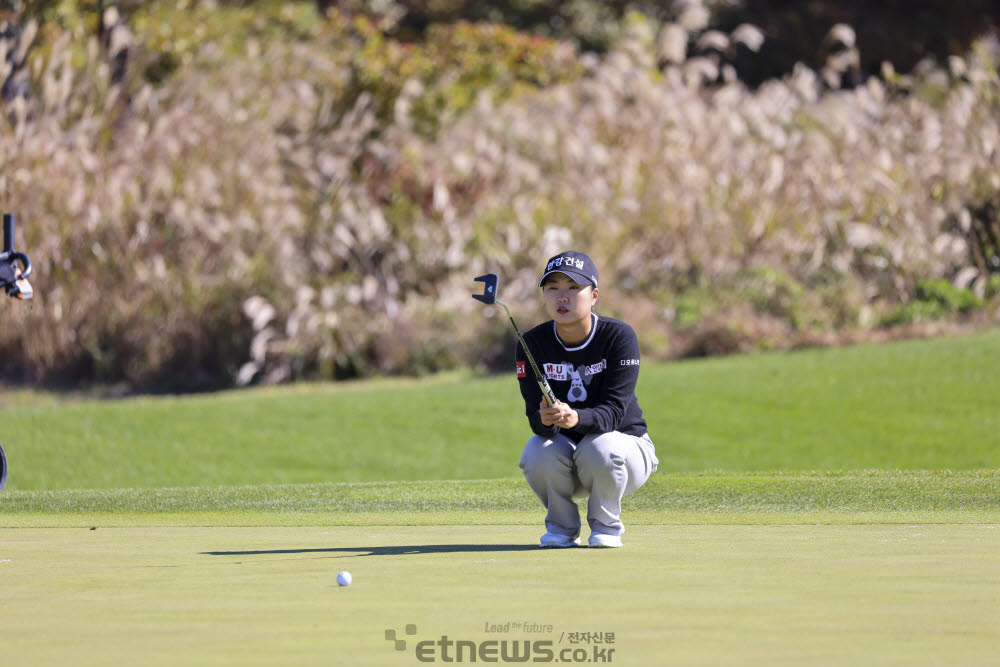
[324,0,675,51]
[672,295,702,328]
[986,274,1000,298]
[735,268,805,324]
[915,278,983,312]
[882,278,984,326]
[348,17,582,136]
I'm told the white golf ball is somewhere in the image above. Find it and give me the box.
[337,571,352,587]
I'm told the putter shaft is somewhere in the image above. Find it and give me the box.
[496,298,557,406]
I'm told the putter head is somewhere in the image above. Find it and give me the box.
[472,274,499,305]
[0,255,31,300]
[2,214,32,301]
[9,265,32,300]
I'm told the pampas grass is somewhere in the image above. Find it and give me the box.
[0,6,997,389]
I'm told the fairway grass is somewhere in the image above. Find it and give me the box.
[2,522,998,666]
[3,331,1000,490]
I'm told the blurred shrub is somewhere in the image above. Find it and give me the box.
[986,275,1000,299]
[325,0,677,51]
[882,279,985,326]
[346,16,582,136]
[916,279,984,313]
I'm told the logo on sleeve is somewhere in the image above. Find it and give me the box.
[516,361,526,378]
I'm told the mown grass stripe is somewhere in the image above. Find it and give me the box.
[2,471,996,515]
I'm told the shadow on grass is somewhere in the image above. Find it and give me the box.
[202,544,544,557]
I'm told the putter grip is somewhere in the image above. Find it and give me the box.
[3,214,13,254]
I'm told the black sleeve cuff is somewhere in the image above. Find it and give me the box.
[529,410,559,438]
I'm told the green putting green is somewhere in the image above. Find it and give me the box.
[2,520,997,666]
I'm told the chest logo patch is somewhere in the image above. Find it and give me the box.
[544,360,606,403]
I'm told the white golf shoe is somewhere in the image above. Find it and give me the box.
[588,534,623,548]
[539,532,581,548]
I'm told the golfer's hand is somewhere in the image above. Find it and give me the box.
[539,398,579,429]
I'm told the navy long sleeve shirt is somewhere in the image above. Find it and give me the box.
[515,313,647,442]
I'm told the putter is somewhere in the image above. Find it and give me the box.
[0,213,35,491]
[1,213,33,300]
[473,274,557,405]
[0,211,34,494]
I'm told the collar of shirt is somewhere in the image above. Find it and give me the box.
[553,312,599,352]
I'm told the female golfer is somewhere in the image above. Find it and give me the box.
[516,251,658,548]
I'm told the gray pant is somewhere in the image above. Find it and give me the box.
[519,431,659,538]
